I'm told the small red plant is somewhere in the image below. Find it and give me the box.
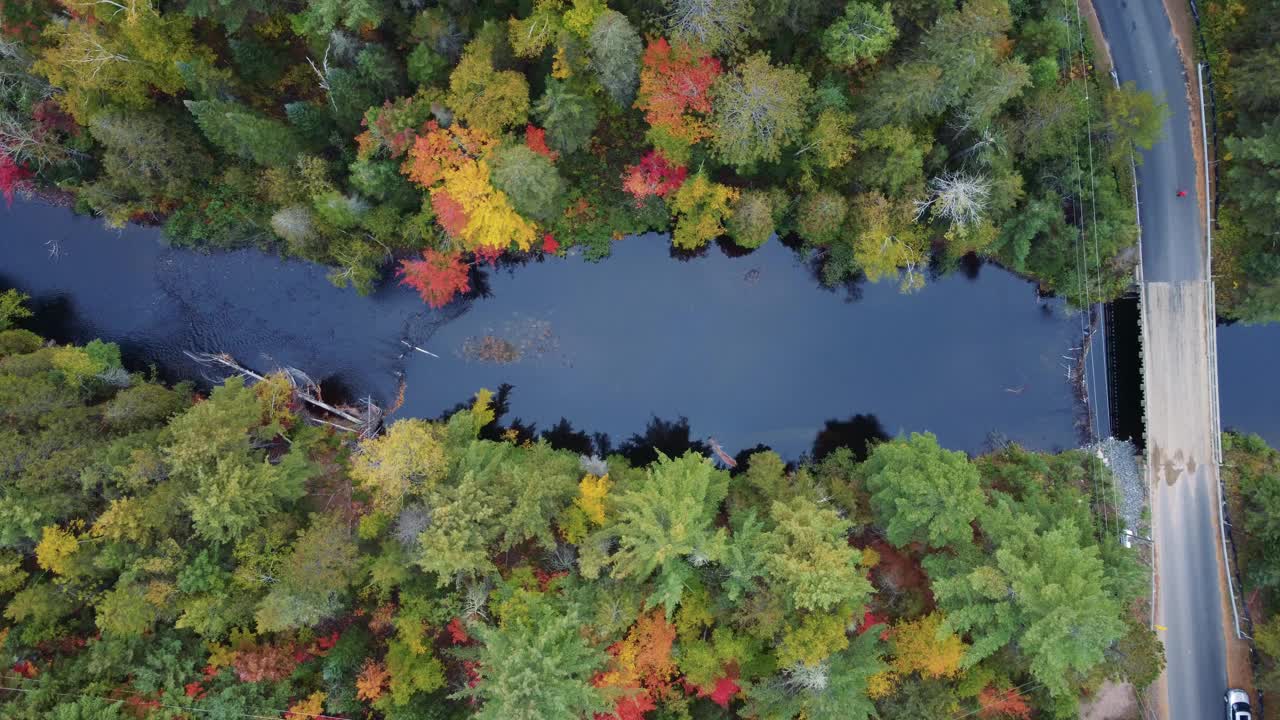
[856,610,891,640]
[0,154,30,208]
[525,125,558,161]
[446,617,472,645]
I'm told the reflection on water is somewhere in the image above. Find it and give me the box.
[3,201,1089,459]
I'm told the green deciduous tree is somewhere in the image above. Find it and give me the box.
[533,80,599,155]
[726,188,778,249]
[863,432,985,548]
[588,10,643,107]
[489,144,566,223]
[797,189,849,245]
[849,191,930,291]
[711,54,812,169]
[822,2,898,68]
[855,125,929,196]
[0,290,32,331]
[1102,81,1169,160]
[448,40,530,134]
[165,377,263,476]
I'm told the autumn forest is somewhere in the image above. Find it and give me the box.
[0,292,1159,719]
[0,0,1176,717]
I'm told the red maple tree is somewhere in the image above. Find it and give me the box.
[431,190,469,239]
[705,675,741,708]
[621,151,687,203]
[233,643,298,683]
[397,249,471,308]
[978,686,1033,719]
[595,693,656,720]
[541,233,560,254]
[0,154,30,208]
[636,38,721,140]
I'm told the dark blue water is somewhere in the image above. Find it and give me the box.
[2,201,1091,459]
[1218,324,1280,447]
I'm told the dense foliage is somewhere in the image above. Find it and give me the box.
[1202,0,1280,323]
[1222,432,1280,696]
[0,0,1156,305]
[0,308,1158,719]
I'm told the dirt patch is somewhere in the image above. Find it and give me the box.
[1217,549,1257,710]
[1079,681,1139,720]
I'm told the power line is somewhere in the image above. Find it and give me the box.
[1062,6,1108,541]
[1063,0,1121,543]
[1071,0,1126,543]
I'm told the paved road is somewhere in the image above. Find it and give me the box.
[1093,2,1225,718]
[1143,282,1224,720]
[1095,0,1204,282]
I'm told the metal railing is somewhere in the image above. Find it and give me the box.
[1186,3,1264,712]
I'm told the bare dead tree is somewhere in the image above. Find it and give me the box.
[306,41,335,110]
[663,0,749,51]
[183,351,383,436]
[914,171,992,227]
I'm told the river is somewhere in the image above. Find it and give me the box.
[4,200,1109,460]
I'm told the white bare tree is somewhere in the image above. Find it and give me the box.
[270,206,316,246]
[664,0,751,52]
[782,662,830,693]
[914,171,991,227]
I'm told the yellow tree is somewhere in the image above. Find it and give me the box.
[669,171,738,250]
[440,160,538,252]
[448,41,530,134]
[35,3,210,123]
[402,125,537,252]
[350,419,448,510]
[890,612,967,679]
[850,191,929,292]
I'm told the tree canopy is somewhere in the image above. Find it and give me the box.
[0,308,1154,720]
[0,0,1154,305]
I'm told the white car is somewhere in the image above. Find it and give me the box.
[1225,688,1252,720]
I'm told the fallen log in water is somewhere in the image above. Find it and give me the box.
[183,351,382,436]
